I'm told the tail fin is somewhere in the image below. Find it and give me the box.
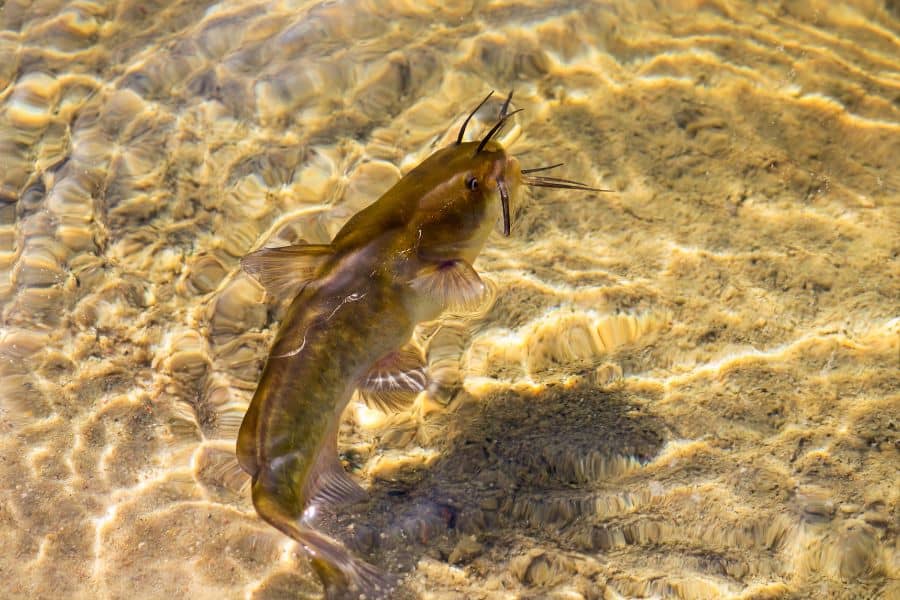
[303,527,396,600]
[252,478,395,599]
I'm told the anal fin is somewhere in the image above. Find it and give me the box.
[305,430,367,510]
[357,345,428,413]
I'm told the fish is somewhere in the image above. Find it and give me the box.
[236,91,608,599]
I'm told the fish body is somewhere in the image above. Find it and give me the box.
[238,136,519,598]
[238,272,415,597]
[236,92,604,599]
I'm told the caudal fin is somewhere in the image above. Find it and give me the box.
[303,527,396,600]
[252,477,395,599]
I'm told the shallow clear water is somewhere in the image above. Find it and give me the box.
[1,1,898,598]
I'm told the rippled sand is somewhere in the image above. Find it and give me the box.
[1,0,898,598]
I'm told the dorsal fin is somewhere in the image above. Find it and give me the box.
[241,243,333,298]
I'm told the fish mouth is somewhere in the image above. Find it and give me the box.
[498,177,510,236]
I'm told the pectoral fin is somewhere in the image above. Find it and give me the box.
[410,260,490,313]
[357,345,428,412]
[241,243,333,298]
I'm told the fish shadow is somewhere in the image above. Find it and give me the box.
[315,383,668,597]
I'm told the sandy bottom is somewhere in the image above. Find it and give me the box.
[1,0,898,598]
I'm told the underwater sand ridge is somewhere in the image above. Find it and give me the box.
[1,0,898,598]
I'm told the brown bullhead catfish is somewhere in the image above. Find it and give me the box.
[236,92,606,599]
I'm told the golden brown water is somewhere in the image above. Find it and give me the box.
[1,1,898,598]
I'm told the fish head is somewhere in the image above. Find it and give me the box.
[407,90,608,262]
[409,138,523,262]
[334,91,608,267]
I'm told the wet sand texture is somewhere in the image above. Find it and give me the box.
[1,1,898,598]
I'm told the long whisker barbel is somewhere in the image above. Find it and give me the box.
[522,174,612,192]
[521,163,564,174]
[498,178,511,236]
[491,90,517,142]
[475,108,524,155]
[456,90,494,144]
[498,90,514,120]
[526,174,598,187]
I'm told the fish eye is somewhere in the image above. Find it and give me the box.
[466,175,479,191]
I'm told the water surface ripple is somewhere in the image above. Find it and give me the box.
[1,1,898,598]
